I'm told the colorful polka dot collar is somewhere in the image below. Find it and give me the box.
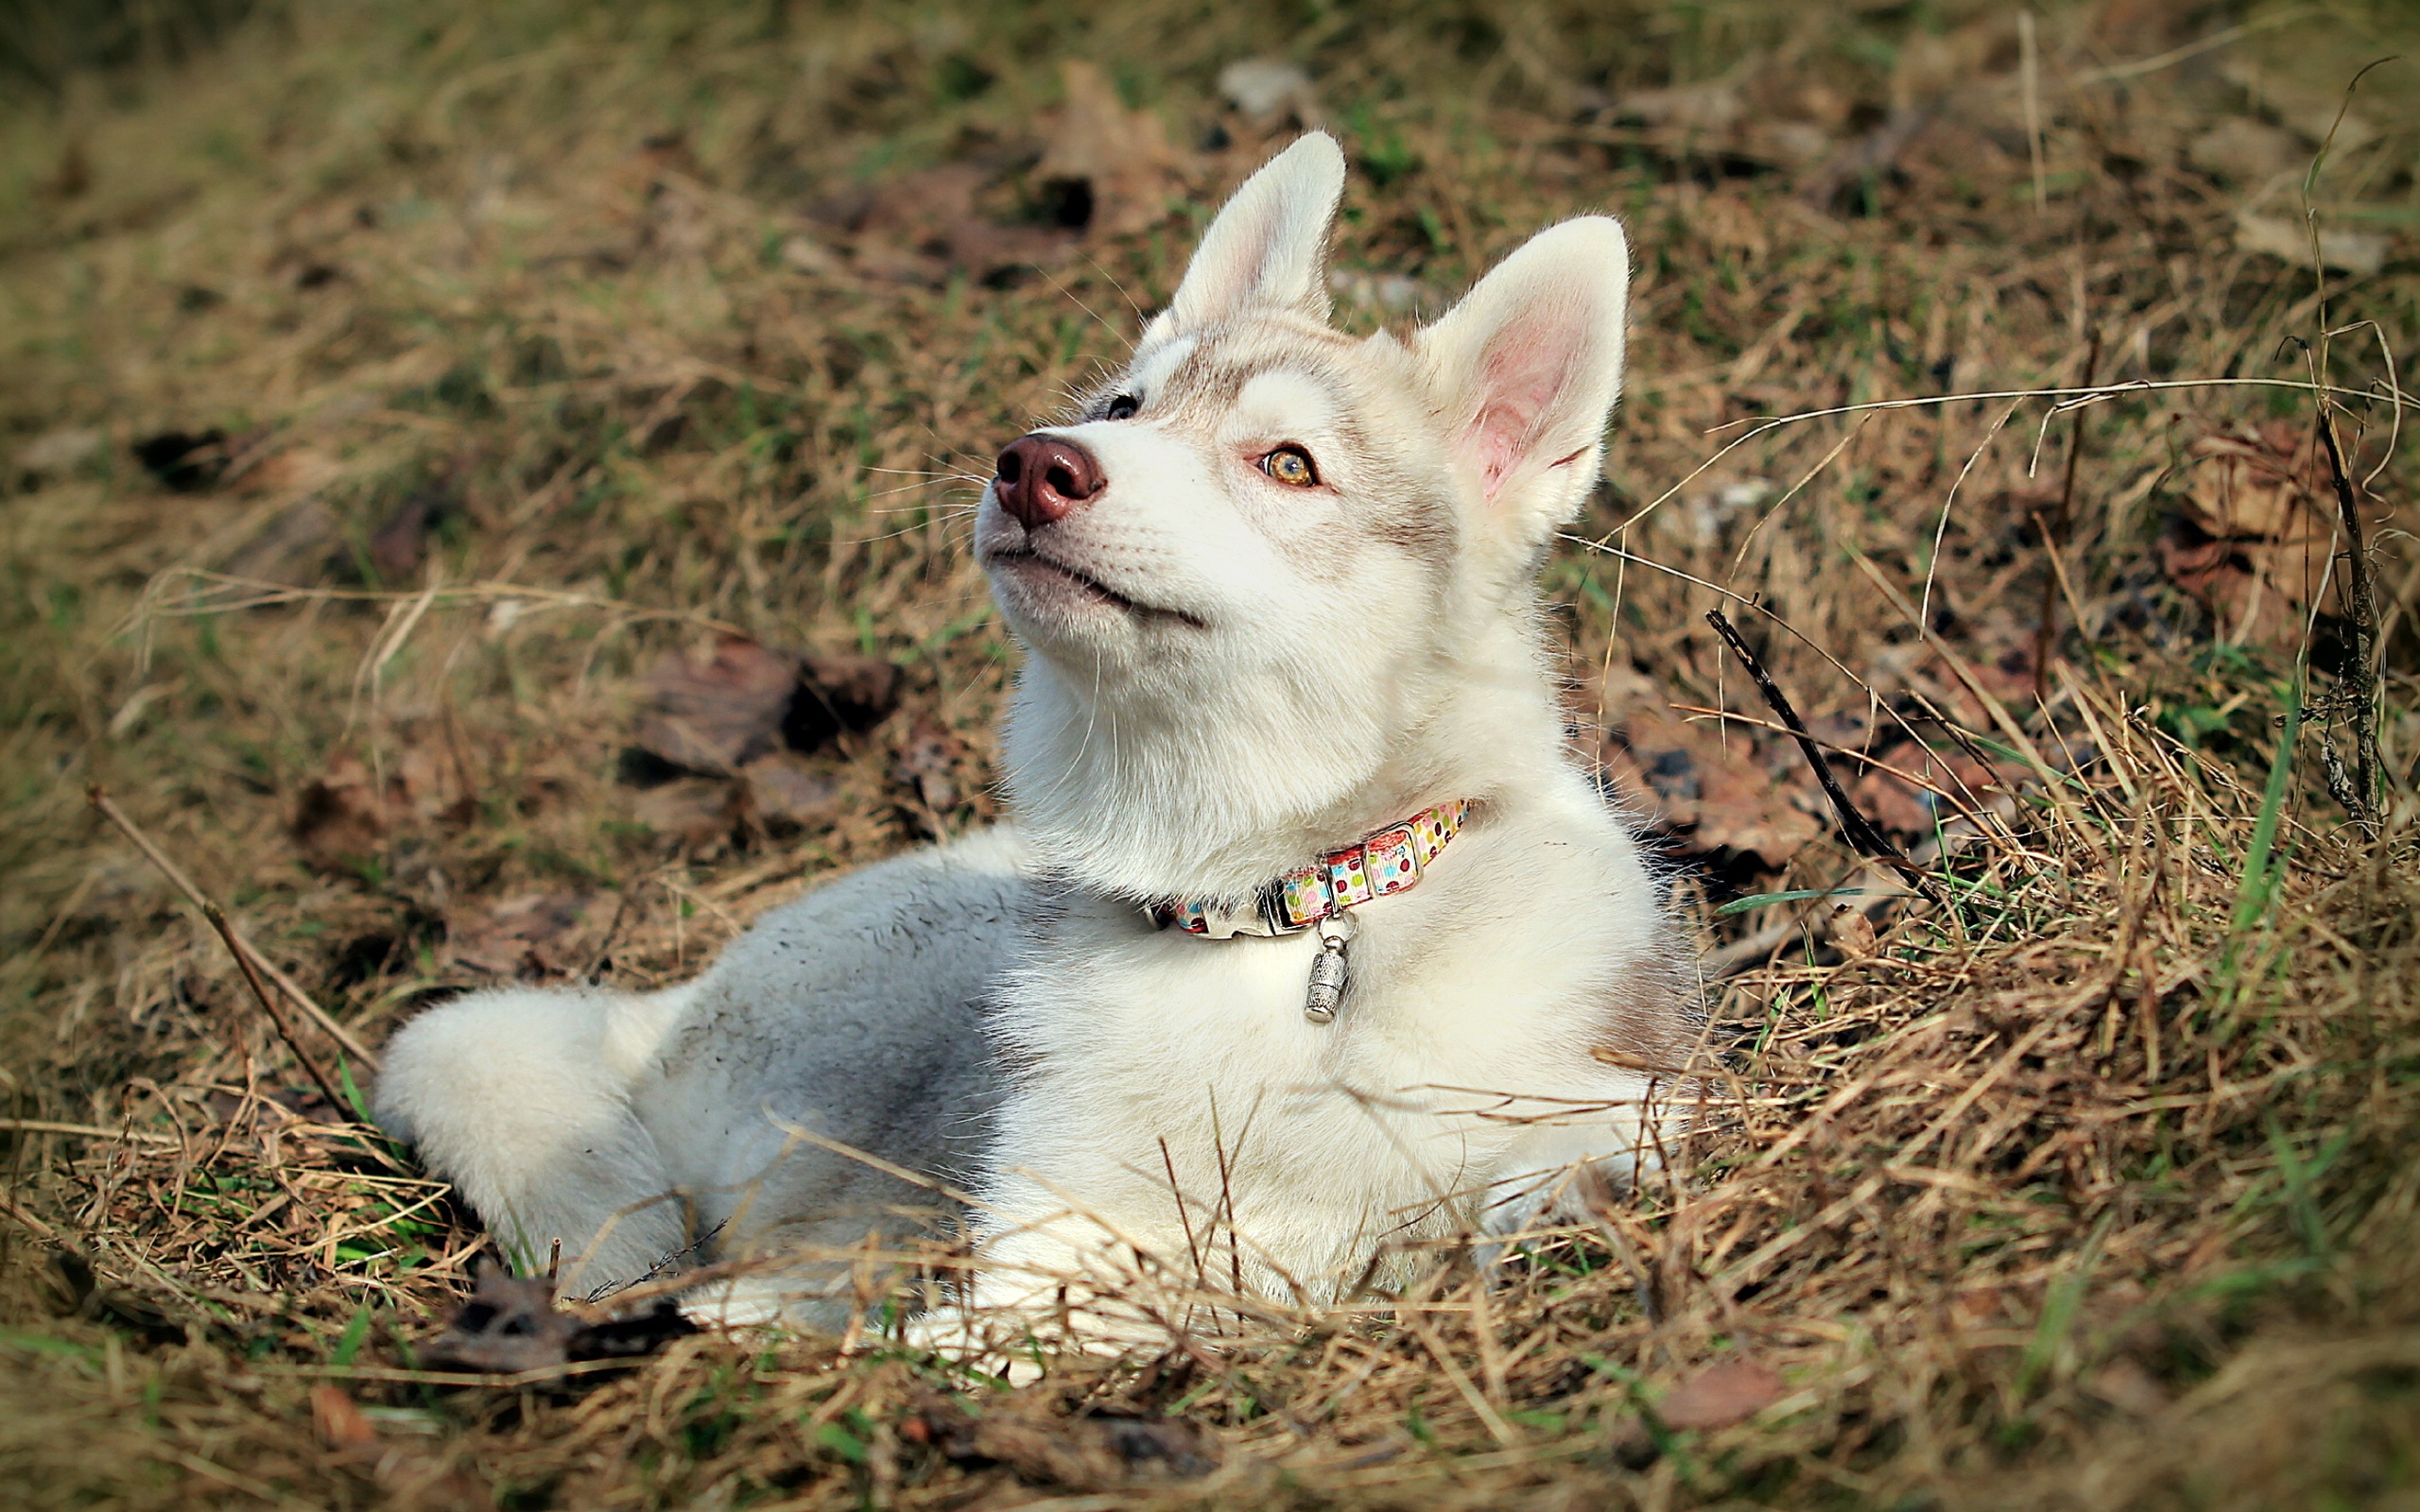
[1147,799,1474,1024]
[1148,799,1472,940]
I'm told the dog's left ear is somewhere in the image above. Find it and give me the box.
[1417,216,1629,535]
[1145,132,1346,342]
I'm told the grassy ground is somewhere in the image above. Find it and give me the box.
[4,1,2419,1506]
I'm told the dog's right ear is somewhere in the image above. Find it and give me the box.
[1145,132,1345,342]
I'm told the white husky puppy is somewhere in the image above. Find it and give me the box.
[374,132,1695,1338]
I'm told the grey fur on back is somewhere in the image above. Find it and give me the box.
[373,827,1028,1322]
[646,831,1023,1246]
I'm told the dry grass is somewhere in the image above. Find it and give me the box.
[4,1,2419,1506]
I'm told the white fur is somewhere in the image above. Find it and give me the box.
[373,132,1692,1344]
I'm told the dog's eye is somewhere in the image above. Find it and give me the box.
[1260,445,1319,488]
[1104,394,1139,421]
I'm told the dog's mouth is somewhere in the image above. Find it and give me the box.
[984,547,1206,629]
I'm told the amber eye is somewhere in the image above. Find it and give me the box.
[1260,445,1319,488]
[1105,394,1139,421]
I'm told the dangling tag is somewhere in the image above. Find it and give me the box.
[1305,915,1352,1023]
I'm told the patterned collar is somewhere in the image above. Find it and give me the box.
[1147,800,1473,940]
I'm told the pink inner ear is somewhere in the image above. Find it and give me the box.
[1470,316,1582,501]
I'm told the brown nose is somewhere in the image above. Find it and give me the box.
[994,434,1103,531]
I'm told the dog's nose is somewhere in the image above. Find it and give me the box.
[994,434,1103,531]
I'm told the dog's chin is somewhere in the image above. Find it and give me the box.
[983,550,1202,644]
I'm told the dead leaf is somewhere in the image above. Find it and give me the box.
[420,1263,695,1377]
[1604,704,1822,868]
[223,499,337,581]
[368,484,456,580]
[1218,59,1321,128]
[231,443,342,498]
[131,428,231,491]
[1851,741,2018,837]
[36,140,89,201]
[634,637,800,774]
[1830,903,1879,959]
[291,756,390,866]
[841,163,1070,284]
[2234,212,2387,276]
[2156,421,2361,646]
[2189,118,2304,185]
[1657,1357,1786,1431]
[447,893,611,979]
[2097,0,2205,52]
[311,1385,382,1460]
[893,719,970,816]
[1619,80,1745,133]
[1038,61,1181,238]
[14,426,103,480]
[41,1249,184,1344]
[910,1393,1221,1487]
[2088,1356,2171,1418]
[786,651,901,748]
[1889,15,2018,108]
[311,1383,490,1507]
[290,746,474,870]
[739,752,841,830]
[631,779,742,854]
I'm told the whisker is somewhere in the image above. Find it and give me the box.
[1080,252,1149,324]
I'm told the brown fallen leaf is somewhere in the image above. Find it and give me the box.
[447,893,611,980]
[893,719,971,816]
[14,425,103,480]
[1947,1286,2014,1333]
[2189,117,2305,186]
[786,651,901,749]
[1603,704,1822,868]
[39,1249,186,1344]
[2156,421,2359,648]
[130,428,232,491]
[2235,212,2387,277]
[229,441,342,498]
[840,163,1071,285]
[1217,59,1321,129]
[311,1383,489,1507]
[1039,61,1181,238]
[1830,902,1879,959]
[739,752,841,831]
[420,1263,696,1377]
[1657,1357,1786,1431]
[223,498,338,581]
[290,744,475,870]
[311,1384,383,1462]
[631,778,742,854]
[634,637,800,774]
[1849,741,2017,838]
[367,483,457,580]
[634,639,898,776]
[909,1393,1221,1487]
[291,755,390,867]
[2088,1355,2172,1418]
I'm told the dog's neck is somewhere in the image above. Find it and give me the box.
[1000,614,1571,903]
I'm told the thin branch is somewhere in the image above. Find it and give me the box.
[87,786,380,1070]
[202,902,348,1113]
[2316,415,2383,824]
[2036,329,2102,702]
[1703,610,1943,906]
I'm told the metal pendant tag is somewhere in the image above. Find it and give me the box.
[1305,917,1351,1023]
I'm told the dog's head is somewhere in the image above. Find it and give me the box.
[977,132,1630,899]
